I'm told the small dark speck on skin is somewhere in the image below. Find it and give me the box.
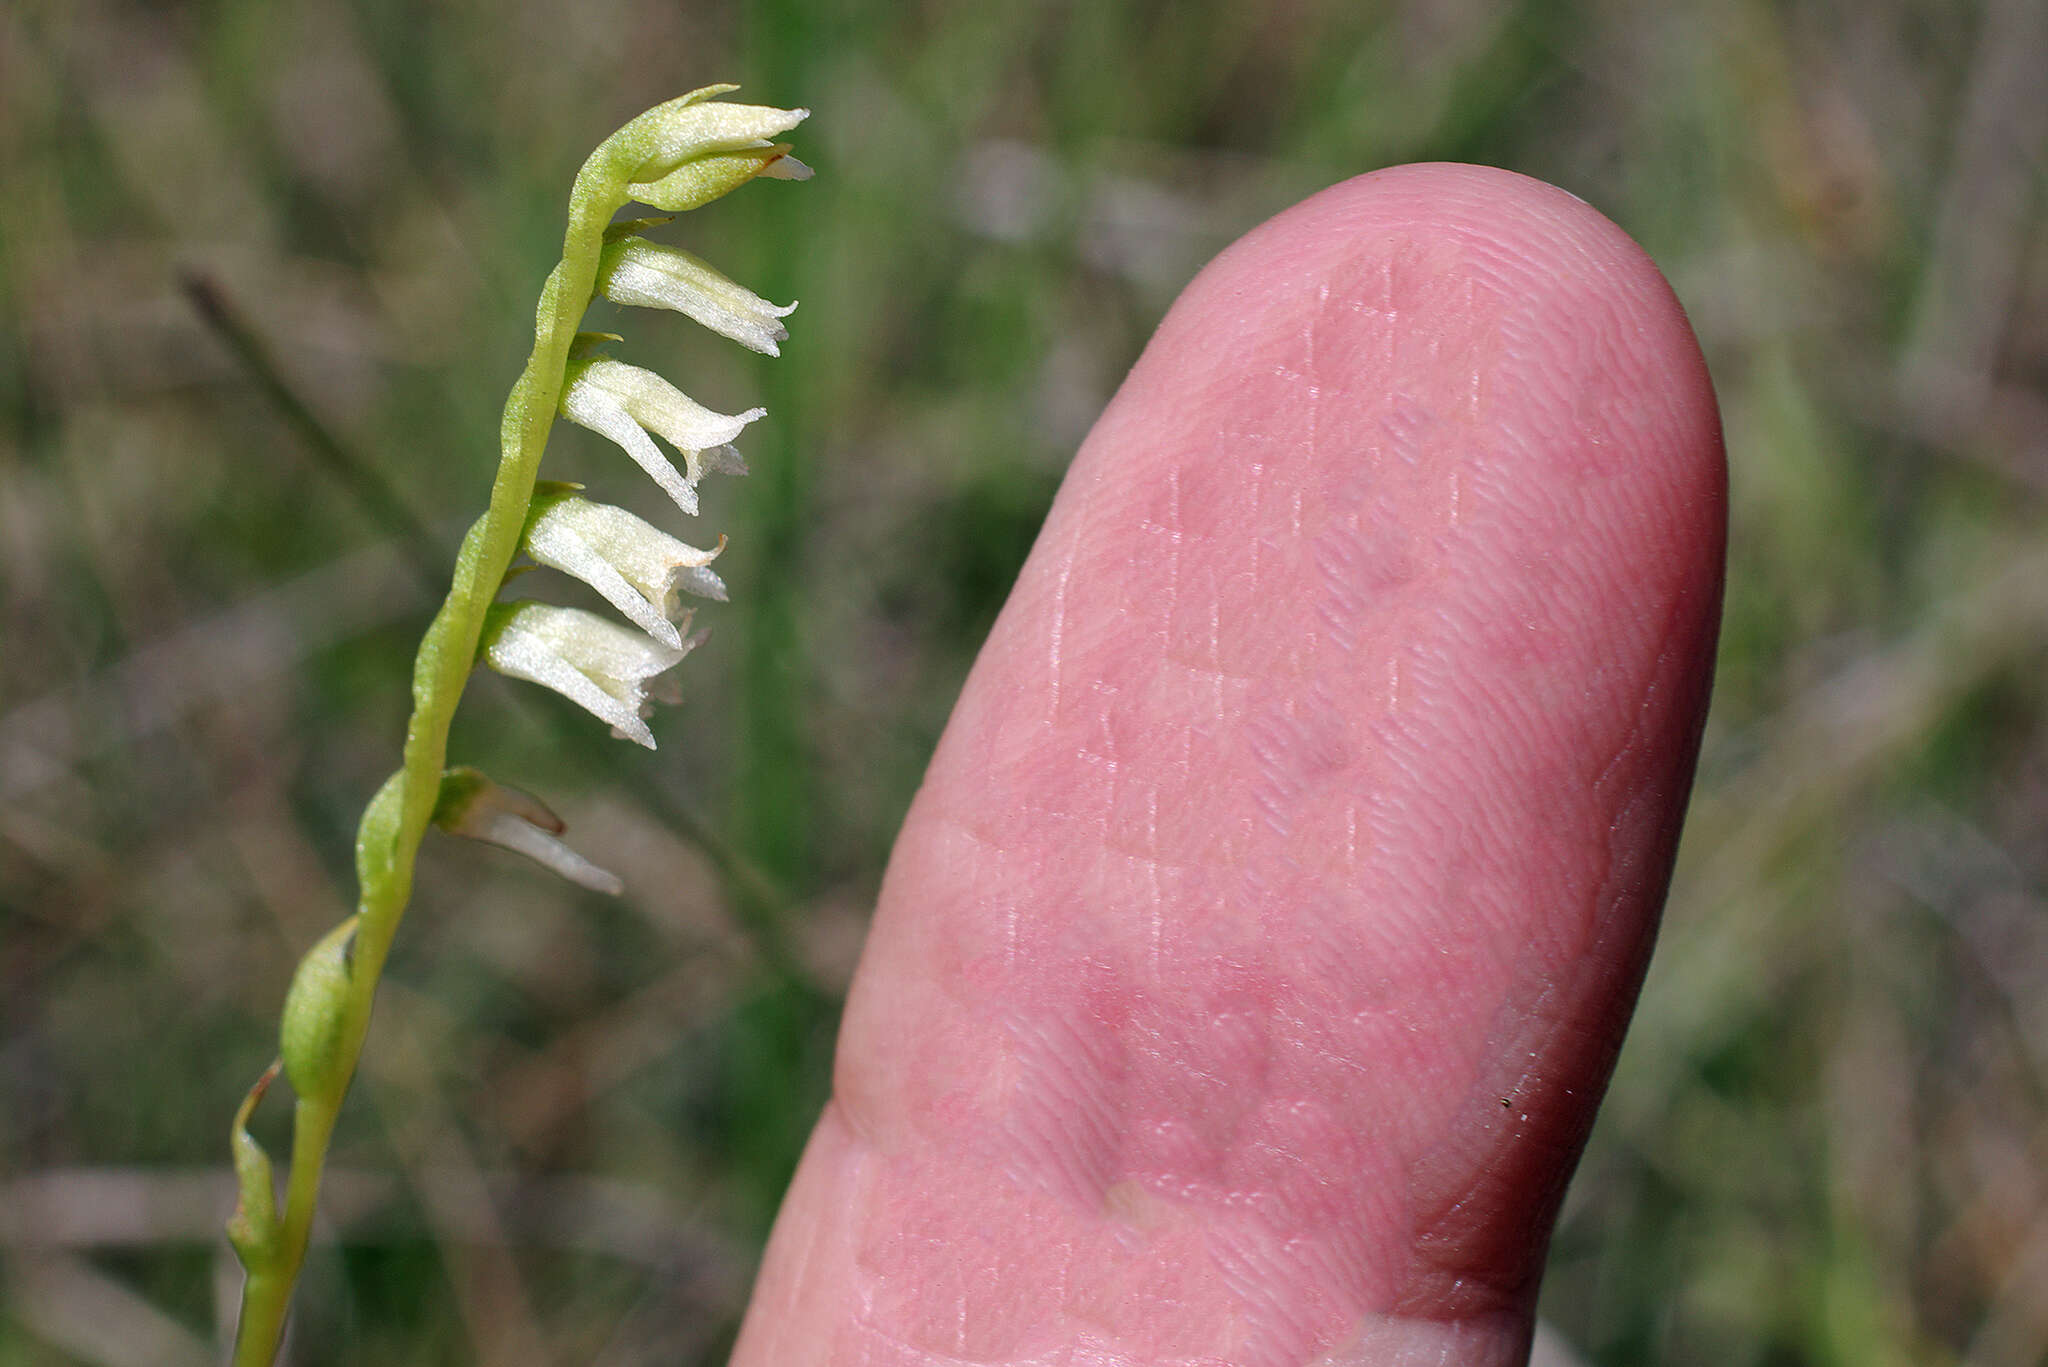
[1500,1098,1512,1110]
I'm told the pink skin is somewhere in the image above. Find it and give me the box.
[729,164,1725,1367]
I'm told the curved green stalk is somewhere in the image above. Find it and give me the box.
[226,89,811,1364]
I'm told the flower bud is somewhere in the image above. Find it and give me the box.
[603,86,809,211]
[433,766,624,895]
[522,484,726,646]
[354,771,404,894]
[633,146,809,212]
[480,601,700,748]
[620,89,809,187]
[597,236,796,356]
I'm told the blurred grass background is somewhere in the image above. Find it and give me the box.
[2,0,2045,1362]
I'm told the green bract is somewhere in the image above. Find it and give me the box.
[226,89,810,1366]
[225,1063,281,1271]
[278,917,359,1102]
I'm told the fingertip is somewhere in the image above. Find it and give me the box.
[906,160,1728,1309]
[739,161,1729,1364]
[980,161,1725,824]
[1107,161,1723,569]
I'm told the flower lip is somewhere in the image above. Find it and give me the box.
[758,152,813,181]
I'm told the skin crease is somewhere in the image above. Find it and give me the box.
[727,163,1725,1367]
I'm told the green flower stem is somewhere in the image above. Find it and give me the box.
[232,1095,338,1361]
[229,91,803,1366]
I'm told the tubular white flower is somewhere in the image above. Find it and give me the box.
[481,601,699,749]
[433,767,624,896]
[597,236,797,356]
[559,352,761,516]
[522,484,727,647]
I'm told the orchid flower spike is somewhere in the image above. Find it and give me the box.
[223,91,817,1364]
[433,767,624,895]
[481,601,702,748]
[522,483,728,647]
[598,232,797,356]
[559,344,760,516]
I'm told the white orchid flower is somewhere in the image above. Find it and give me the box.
[559,347,759,516]
[522,483,728,647]
[597,235,797,356]
[481,601,701,749]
